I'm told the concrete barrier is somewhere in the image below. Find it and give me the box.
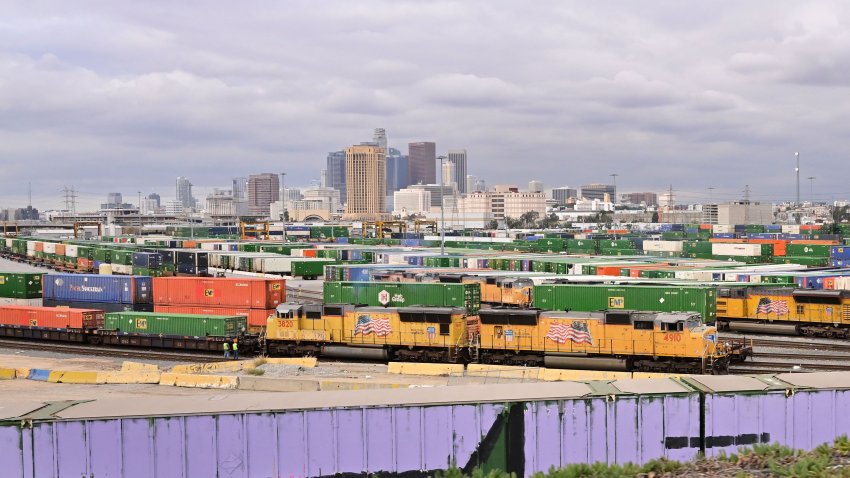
[387,362,464,376]
[237,376,320,392]
[98,371,162,384]
[319,381,406,391]
[540,369,632,382]
[170,361,252,374]
[0,368,16,380]
[631,372,681,379]
[15,368,30,379]
[262,357,318,367]
[121,361,159,372]
[28,369,51,381]
[465,364,542,380]
[55,371,99,384]
[160,372,239,390]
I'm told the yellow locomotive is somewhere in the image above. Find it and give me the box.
[473,308,740,373]
[265,303,468,362]
[716,287,850,338]
[438,274,534,307]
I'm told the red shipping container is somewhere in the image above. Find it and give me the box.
[0,306,104,329]
[154,305,275,327]
[153,277,285,309]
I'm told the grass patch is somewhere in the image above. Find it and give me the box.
[245,368,265,376]
[253,357,268,367]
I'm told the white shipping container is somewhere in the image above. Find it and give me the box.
[833,277,850,291]
[65,245,78,258]
[26,241,36,251]
[0,298,43,306]
[782,225,801,234]
[201,242,218,251]
[712,225,733,234]
[642,241,683,252]
[112,264,133,275]
[712,243,763,256]
[4,238,12,247]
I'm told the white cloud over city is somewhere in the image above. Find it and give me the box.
[2,1,850,210]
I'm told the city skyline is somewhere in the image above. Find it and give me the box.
[3,2,850,210]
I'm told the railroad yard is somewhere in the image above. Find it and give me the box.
[5,226,850,475]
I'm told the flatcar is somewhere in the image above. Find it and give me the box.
[265,303,469,362]
[716,286,850,338]
[473,308,745,373]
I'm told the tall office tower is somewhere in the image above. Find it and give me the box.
[320,169,328,188]
[528,180,544,193]
[326,150,347,202]
[344,144,386,220]
[466,175,477,194]
[373,128,387,154]
[474,178,487,192]
[552,187,578,205]
[106,193,122,206]
[441,161,457,190]
[231,177,248,200]
[175,177,194,209]
[385,148,409,195]
[447,149,468,193]
[580,183,616,201]
[408,141,436,185]
[247,173,280,216]
[147,193,161,208]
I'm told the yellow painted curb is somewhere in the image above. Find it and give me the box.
[466,364,541,380]
[121,361,159,372]
[97,371,162,384]
[0,368,16,380]
[171,361,251,374]
[387,362,464,376]
[263,357,318,368]
[56,371,99,384]
[631,372,681,379]
[15,368,30,379]
[47,370,64,383]
[160,372,239,389]
[540,369,631,382]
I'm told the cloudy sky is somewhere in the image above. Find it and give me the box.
[2,1,850,211]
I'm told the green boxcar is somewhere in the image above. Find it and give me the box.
[111,249,133,265]
[104,312,246,337]
[532,284,717,323]
[0,272,44,298]
[323,281,481,314]
[291,259,336,278]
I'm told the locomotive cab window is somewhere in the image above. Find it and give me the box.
[305,310,322,320]
[399,311,426,322]
[660,322,684,332]
[439,323,450,335]
[634,320,654,330]
[425,312,452,324]
[323,306,344,316]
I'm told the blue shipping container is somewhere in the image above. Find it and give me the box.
[43,274,152,304]
[831,246,850,260]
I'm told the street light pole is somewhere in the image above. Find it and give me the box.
[438,155,447,256]
[795,152,800,206]
[280,172,287,243]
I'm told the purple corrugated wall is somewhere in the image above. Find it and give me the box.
[21,389,850,477]
[703,389,850,458]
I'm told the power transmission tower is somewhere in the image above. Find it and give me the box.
[666,184,675,223]
[743,185,751,224]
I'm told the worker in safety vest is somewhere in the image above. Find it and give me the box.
[223,341,231,359]
[232,339,239,360]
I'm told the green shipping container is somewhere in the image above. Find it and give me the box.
[532,284,717,323]
[104,312,246,337]
[323,281,481,314]
[0,272,44,299]
[291,259,336,278]
[785,244,831,257]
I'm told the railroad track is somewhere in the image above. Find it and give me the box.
[0,338,227,363]
[731,361,850,373]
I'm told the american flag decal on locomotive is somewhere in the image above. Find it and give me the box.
[756,297,789,316]
[545,321,593,345]
[354,315,392,337]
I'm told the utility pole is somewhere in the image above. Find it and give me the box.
[138,191,142,229]
[795,152,800,206]
[743,184,751,224]
[438,156,447,255]
[280,172,287,243]
[666,184,674,223]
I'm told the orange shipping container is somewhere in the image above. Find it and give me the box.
[153,277,286,309]
[34,242,43,252]
[0,306,104,329]
[154,305,274,327]
[55,244,66,256]
[302,249,318,258]
[824,277,836,290]
[789,239,840,245]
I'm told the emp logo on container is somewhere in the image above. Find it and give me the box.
[135,319,148,329]
[204,289,214,297]
[608,297,625,308]
[272,284,281,290]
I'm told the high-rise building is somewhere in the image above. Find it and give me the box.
[408,141,436,185]
[621,192,658,206]
[441,161,457,190]
[344,144,387,220]
[373,128,387,154]
[206,189,236,216]
[466,175,477,194]
[474,178,487,192]
[231,177,248,200]
[176,177,194,209]
[528,180,544,193]
[393,188,432,216]
[326,151,346,202]
[552,187,578,205]
[581,183,616,201]
[386,148,409,195]
[107,193,122,206]
[447,149,468,193]
[247,173,280,216]
[320,169,328,188]
[408,184,456,208]
[146,193,161,208]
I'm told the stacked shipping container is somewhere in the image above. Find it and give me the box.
[152,277,285,327]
